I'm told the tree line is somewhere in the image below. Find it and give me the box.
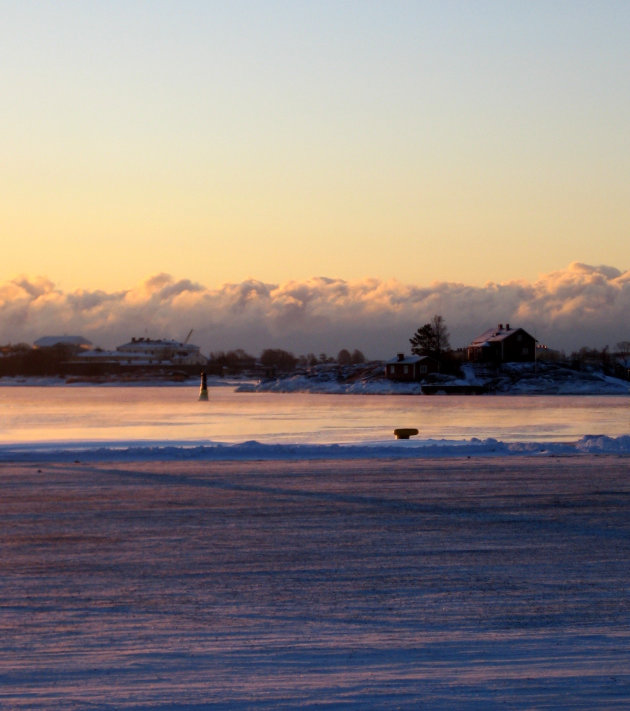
[206,348,366,375]
[2,322,629,379]
[0,342,367,378]
[0,342,79,377]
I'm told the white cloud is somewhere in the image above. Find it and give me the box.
[1,263,629,357]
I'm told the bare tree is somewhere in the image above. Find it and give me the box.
[260,349,298,372]
[337,349,352,365]
[351,349,366,364]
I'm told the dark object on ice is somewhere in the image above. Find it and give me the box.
[394,428,419,439]
[199,370,209,401]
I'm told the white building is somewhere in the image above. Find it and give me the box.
[114,337,208,366]
[76,337,207,368]
[116,338,207,365]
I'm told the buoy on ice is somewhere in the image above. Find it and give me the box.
[198,370,209,401]
[394,428,418,440]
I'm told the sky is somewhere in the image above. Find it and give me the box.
[1,1,629,355]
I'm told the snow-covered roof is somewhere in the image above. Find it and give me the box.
[469,326,532,346]
[116,337,200,351]
[34,336,92,348]
[386,354,432,365]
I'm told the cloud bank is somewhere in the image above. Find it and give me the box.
[1,263,629,358]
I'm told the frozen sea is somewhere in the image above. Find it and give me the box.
[1,384,630,460]
[1,385,630,708]
[1,456,630,709]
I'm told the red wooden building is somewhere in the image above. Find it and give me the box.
[385,353,438,381]
[467,324,536,363]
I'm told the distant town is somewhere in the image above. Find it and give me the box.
[2,318,629,389]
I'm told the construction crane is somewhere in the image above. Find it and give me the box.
[183,329,194,344]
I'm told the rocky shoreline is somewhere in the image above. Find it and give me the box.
[239,360,630,395]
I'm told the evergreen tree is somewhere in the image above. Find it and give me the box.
[409,315,450,359]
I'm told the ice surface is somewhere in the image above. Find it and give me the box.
[2,383,630,461]
[1,456,629,709]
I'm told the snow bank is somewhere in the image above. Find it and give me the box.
[3,434,630,462]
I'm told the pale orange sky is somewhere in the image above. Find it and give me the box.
[2,1,629,291]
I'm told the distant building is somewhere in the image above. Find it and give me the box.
[467,324,536,363]
[385,353,438,381]
[67,336,208,376]
[114,337,207,366]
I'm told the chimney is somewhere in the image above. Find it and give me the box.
[506,323,510,330]
[498,323,503,330]
[397,353,404,361]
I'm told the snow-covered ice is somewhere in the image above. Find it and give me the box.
[2,375,630,706]
[1,456,629,709]
[3,433,630,463]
